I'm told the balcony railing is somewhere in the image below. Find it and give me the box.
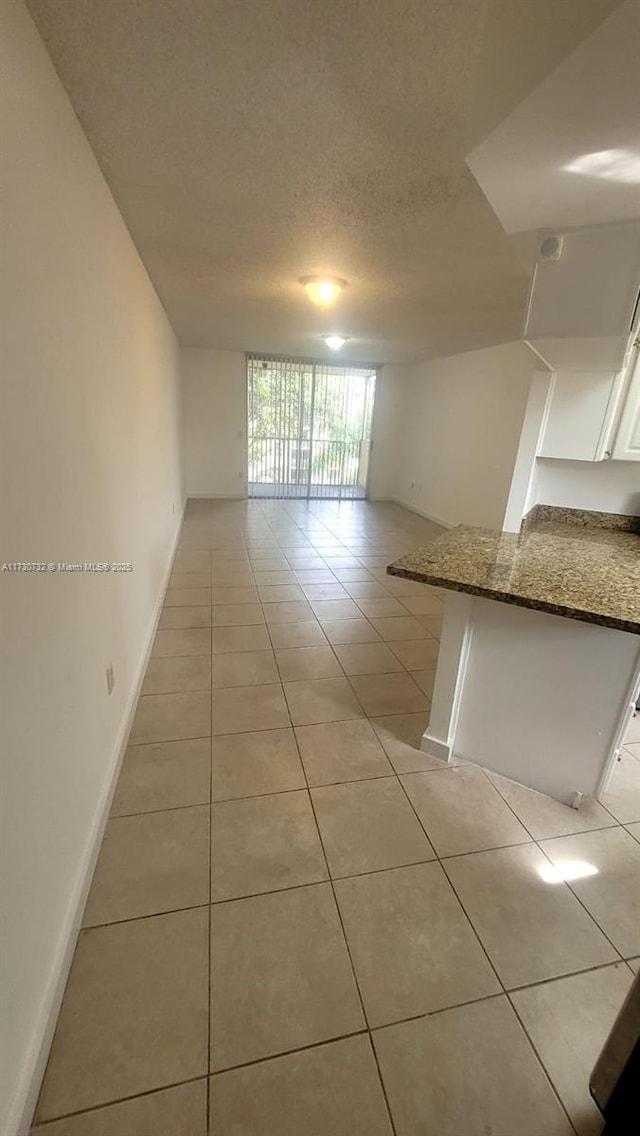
[248,437,369,499]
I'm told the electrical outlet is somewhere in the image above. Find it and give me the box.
[106,663,115,696]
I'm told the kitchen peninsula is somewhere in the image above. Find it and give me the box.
[388,511,640,806]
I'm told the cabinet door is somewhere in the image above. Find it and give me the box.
[611,344,640,462]
[539,371,620,461]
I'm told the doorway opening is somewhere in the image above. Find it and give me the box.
[247,354,377,499]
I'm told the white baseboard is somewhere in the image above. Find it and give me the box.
[11,504,185,1136]
[186,491,247,499]
[384,496,453,529]
[420,732,452,763]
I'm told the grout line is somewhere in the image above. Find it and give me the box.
[291,719,399,1134]
[32,1074,211,1128]
[507,994,581,1135]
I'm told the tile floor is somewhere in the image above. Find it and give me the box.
[34,499,640,1135]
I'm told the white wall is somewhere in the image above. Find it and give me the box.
[531,458,640,515]
[0,3,183,1132]
[180,347,247,497]
[393,342,536,528]
[368,364,407,500]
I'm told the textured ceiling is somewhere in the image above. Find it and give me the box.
[27,0,621,363]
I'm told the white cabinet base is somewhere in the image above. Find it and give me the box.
[423,594,640,806]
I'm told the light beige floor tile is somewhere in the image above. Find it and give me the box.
[301,583,349,601]
[488,769,618,840]
[417,613,443,638]
[333,642,405,676]
[293,568,337,584]
[383,578,435,597]
[323,557,362,572]
[275,645,342,681]
[247,554,289,568]
[399,594,445,615]
[624,740,640,761]
[258,583,306,602]
[210,570,255,586]
[401,766,530,856]
[444,843,617,988]
[211,649,279,688]
[331,568,374,583]
[172,550,211,574]
[287,557,327,571]
[33,1080,208,1136]
[83,805,209,926]
[355,597,408,618]
[295,718,393,785]
[168,571,211,589]
[311,598,362,621]
[211,728,305,800]
[284,677,364,725]
[263,599,316,624]
[349,672,429,716]
[371,713,441,773]
[624,714,640,745]
[253,570,296,585]
[267,620,327,648]
[625,821,640,842]
[141,654,211,695]
[601,750,640,823]
[36,909,208,1121]
[373,996,573,1136]
[209,1036,392,1136]
[627,956,640,972]
[211,624,271,653]
[343,581,390,599]
[370,616,431,640]
[410,668,436,696]
[151,627,210,658]
[111,738,210,816]
[210,884,364,1070]
[334,862,499,1026]
[163,587,211,607]
[158,605,212,630]
[539,826,640,957]
[359,556,392,568]
[211,790,327,901]
[320,617,381,644]
[210,684,289,735]
[312,777,435,877]
[389,637,440,670]
[211,602,265,626]
[211,585,259,604]
[511,964,634,1136]
[130,690,211,744]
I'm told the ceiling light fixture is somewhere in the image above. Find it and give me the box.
[323,335,348,350]
[301,276,346,307]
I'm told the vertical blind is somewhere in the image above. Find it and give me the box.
[247,354,377,499]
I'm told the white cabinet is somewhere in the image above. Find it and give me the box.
[539,337,640,463]
[610,343,640,462]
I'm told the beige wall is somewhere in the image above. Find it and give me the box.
[532,457,640,515]
[180,347,248,497]
[0,2,183,1131]
[179,350,401,501]
[393,342,536,528]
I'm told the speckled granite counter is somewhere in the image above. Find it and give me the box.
[388,521,640,635]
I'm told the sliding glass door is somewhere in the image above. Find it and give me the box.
[247,354,377,499]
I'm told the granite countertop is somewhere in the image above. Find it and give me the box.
[387,521,640,635]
